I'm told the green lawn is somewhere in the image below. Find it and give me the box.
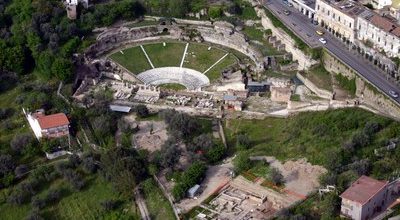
[142,178,175,220]
[205,54,237,82]
[303,65,333,92]
[144,42,185,67]
[159,83,186,91]
[109,46,151,74]
[183,43,228,73]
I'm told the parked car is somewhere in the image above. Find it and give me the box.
[284,10,291,15]
[319,38,327,44]
[316,29,325,36]
[389,90,399,98]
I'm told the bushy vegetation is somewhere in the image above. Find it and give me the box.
[172,162,206,201]
[0,0,145,81]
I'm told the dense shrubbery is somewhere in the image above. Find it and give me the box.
[172,162,206,201]
[100,147,147,199]
[0,0,146,80]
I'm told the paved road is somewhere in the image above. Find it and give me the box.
[262,0,400,104]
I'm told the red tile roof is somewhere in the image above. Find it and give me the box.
[37,113,70,129]
[370,15,395,32]
[340,175,388,205]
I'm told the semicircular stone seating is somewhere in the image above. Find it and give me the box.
[136,67,210,90]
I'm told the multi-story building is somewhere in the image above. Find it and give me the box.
[289,0,317,19]
[315,0,366,43]
[25,109,70,140]
[65,0,89,19]
[389,1,400,21]
[340,175,389,220]
[358,11,400,57]
[371,0,393,9]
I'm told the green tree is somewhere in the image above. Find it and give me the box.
[36,51,54,80]
[51,58,73,81]
[209,6,223,19]
[60,37,80,58]
[206,143,225,163]
[233,151,252,172]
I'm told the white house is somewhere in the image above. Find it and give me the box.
[24,109,70,140]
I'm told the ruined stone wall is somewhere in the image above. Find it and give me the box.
[296,72,333,99]
[254,7,318,70]
[196,25,265,73]
[322,51,400,119]
[322,51,356,79]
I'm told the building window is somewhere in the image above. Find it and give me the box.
[317,5,320,10]
[333,13,335,19]
[349,22,352,28]
[378,37,380,42]
[328,11,330,16]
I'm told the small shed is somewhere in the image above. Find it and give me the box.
[188,184,201,198]
[246,81,270,93]
[109,105,131,113]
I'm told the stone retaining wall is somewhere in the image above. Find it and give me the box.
[253,6,318,70]
[296,72,333,99]
[323,51,400,119]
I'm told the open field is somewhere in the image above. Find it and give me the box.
[225,109,400,178]
[109,46,151,74]
[144,42,185,67]
[142,178,175,220]
[0,175,139,220]
[183,43,228,72]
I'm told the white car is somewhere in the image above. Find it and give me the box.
[389,90,399,98]
[319,38,327,44]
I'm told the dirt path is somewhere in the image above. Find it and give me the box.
[134,187,151,220]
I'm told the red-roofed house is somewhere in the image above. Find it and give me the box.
[24,109,70,139]
[340,175,389,220]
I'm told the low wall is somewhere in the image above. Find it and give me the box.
[296,72,333,99]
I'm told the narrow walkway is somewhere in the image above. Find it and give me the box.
[203,53,229,74]
[180,43,189,68]
[140,45,155,69]
[134,187,151,220]
[153,175,180,220]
